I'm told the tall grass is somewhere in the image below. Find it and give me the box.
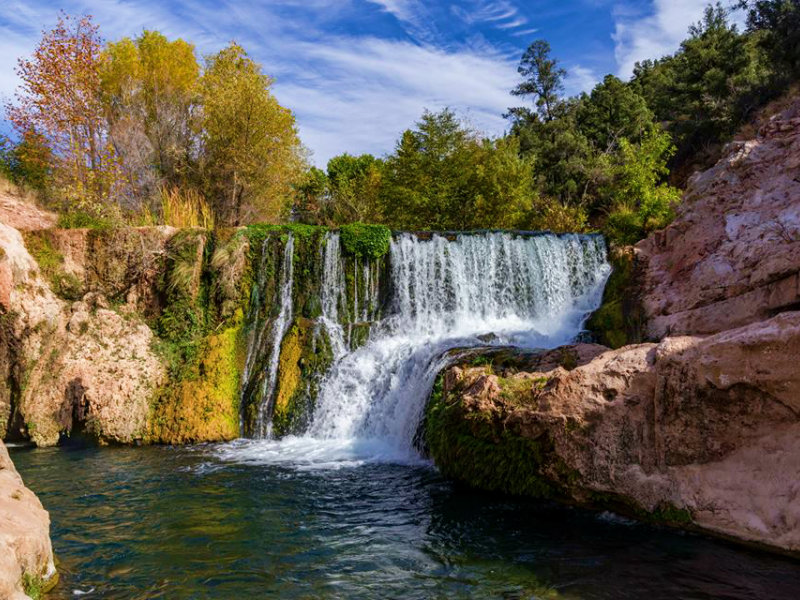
[160,187,215,229]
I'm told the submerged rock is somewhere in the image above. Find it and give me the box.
[426,314,800,553]
[0,440,56,599]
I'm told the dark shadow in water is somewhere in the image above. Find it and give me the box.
[9,445,800,600]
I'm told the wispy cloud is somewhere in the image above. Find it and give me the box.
[275,36,518,162]
[451,1,530,33]
[612,0,745,77]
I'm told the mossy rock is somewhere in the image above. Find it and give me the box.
[22,230,83,300]
[149,317,244,444]
[270,318,334,437]
[586,245,646,348]
[339,223,391,260]
[423,374,572,498]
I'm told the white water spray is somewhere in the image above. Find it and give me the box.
[223,231,609,467]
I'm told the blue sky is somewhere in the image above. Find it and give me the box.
[0,0,743,165]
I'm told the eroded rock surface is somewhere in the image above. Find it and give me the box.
[638,98,800,338]
[427,313,800,553]
[0,440,56,599]
[0,219,167,446]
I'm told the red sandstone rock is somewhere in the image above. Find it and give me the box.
[637,98,800,338]
[442,312,800,553]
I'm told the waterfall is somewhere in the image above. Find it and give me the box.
[254,233,295,438]
[307,233,607,456]
[234,230,609,463]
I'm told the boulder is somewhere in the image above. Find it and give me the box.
[637,98,800,338]
[427,312,800,553]
[0,441,56,599]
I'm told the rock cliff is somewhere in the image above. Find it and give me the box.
[0,440,56,599]
[427,96,800,553]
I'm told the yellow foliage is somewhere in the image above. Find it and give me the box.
[160,186,214,229]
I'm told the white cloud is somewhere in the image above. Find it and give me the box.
[274,36,518,163]
[564,64,599,96]
[612,0,745,78]
[451,1,530,32]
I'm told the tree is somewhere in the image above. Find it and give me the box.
[199,43,303,225]
[5,13,124,212]
[742,0,800,80]
[0,131,52,191]
[382,109,479,229]
[293,167,329,224]
[382,109,538,230]
[507,40,566,123]
[631,4,762,164]
[576,75,654,151]
[324,154,384,224]
[101,30,200,208]
[600,128,682,244]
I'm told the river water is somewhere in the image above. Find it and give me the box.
[11,443,800,599]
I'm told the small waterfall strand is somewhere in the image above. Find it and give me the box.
[255,234,295,438]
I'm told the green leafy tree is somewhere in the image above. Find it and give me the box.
[742,0,800,80]
[507,40,566,123]
[601,128,682,244]
[382,109,538,230]
[325,154,384,224]
[632,4,763,165]
[576,75,654,151]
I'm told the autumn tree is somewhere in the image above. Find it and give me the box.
[199,43,303,225]
[101,30,200,208]
[6,13,123,213]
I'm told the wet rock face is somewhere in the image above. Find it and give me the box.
[428,313,800,553]
[637,98,800,338]
[0,440,57,599]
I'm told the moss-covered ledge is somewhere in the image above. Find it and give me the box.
[421,346,696,531]
[585,244,646,348]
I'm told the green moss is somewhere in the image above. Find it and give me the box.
[586,246,645,348]
[21,570,57,600]
[339,223,391,260]
[22,232,83,300]
[57,211,112,230]
[21,572,43,600]
[424,374,571,498]
[149,312,244,444]
[270,318,335,437]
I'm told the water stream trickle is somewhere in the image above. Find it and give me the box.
[255,233,295,438]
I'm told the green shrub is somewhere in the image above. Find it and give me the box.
[58,211,113,230]
[339,222,391,260]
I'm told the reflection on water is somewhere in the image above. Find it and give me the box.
[10,444,800,599]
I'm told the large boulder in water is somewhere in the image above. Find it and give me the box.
[426,313,800,553]
[0,440,57,599]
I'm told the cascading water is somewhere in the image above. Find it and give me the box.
[230,231,609,466]
[254,233,295,438]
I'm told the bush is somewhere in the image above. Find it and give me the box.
[339,222,391,260]
[57,211,113,230]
